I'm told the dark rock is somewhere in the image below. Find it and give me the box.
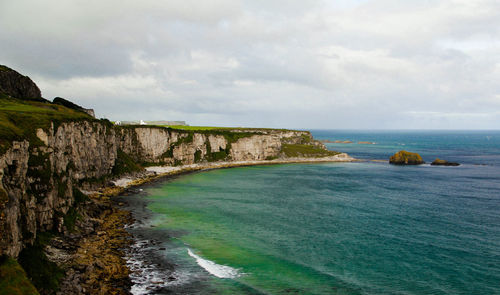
[53,97,95,117]
[0,65,43,100]
[389,150,424,165]
[431,158,460,166]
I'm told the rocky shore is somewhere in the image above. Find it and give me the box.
[41,187,133,295]
[50,154,354,294]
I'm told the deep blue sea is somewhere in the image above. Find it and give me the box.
[129,130,500,294]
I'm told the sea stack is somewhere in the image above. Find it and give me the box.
[389,150,424,165]
[431,158,460,166]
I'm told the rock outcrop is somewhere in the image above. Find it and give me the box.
[0,65,42,99]
[431,158,460,166]
[389,150,424,165]
[52,97,95,118]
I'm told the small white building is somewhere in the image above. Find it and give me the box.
[140,120,147,125]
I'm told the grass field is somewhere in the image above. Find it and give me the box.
[160,125,298,132]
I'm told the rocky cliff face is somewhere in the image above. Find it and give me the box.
[0,121,322,257]
[0,121,117,257]
[0,65,42,99]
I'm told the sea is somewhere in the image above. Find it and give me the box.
[121,130,500,295]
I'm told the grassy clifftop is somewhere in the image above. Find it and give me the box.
[165,125,299,132]
[0,95,336,161]
[0,95,95,155]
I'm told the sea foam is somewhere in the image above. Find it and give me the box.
[187,249,240,279]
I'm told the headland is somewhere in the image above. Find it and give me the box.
[0,65,353,294]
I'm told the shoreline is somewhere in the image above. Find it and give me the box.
[48,153,357,294]
[113,153,354,189]
[96,153,354,294]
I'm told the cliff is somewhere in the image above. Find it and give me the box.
[0,66,345,293]
[0,75,335,257]
[1,122,329,258]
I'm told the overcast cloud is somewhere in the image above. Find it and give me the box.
[1,0,499,129]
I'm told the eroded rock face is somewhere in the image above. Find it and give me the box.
[230,135,282,161]
[0,122,117,257]
[208,135,227,152]
[133,127,172,161]
[0,141,31,257]
[0,65,42,99]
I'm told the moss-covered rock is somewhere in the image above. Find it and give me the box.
[431,158,460,166]
[389,150,424,165]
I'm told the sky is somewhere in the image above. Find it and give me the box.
[1,0,499,129]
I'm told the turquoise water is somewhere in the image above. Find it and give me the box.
[143,131,500,294]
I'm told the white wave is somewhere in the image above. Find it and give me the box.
[187,249,240,279]
[126,237,192,295]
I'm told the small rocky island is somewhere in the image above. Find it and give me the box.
[431,158,460,166]
[389,150,424,165]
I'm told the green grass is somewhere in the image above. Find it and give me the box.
[0,96,94,155]
[0,256,39,295]
[281,144,340,158]
[163,125,298,132]
[18,232,64,294]
[167,125,229,131]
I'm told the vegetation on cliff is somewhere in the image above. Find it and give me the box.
[159,125,297,133]
[17,233,64,294]
[112,149,144,175]
[389,150,424,165]
[0,95,94,155]
[282,144,340,158]
[0,256,39,295]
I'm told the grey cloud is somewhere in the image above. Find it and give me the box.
[1,0,499,129]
